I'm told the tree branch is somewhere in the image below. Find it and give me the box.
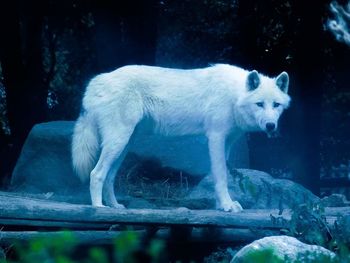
[327,1,350,46]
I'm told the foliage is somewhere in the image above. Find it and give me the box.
[42,1,97,120]
[0,83,9,135]
[281,202,350,262]
[288,202,329,246]
[327,1,350,46]
[233,169,258,200]
[156,0,239,67]
[1,230,165,263]
[0,66,10,136]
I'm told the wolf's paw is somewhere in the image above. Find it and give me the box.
[93,204,107,208]
[104,200,126,209]
[93,203,125,209]
[218,200,243,212]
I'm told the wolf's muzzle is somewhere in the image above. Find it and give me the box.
[266,122,276,132]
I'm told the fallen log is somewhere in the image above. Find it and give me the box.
[0,191,347,234]
[0,193,291,229]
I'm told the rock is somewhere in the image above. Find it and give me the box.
[203,247,234,263]
[321,194,350,207]
[230,236,336,263]
[11,121,89,203]
[11,121,249,204]
[188,169,319,209]
[123,197,157,209]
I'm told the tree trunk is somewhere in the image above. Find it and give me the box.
[0,0,47,185]
[92,0,158,72]
[290,1,327,195]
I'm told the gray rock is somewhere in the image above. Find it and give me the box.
[231,236,336,263]
[11,121,249,204]
[188,169,319,209]
[321,194,350,207]
[11,121,89,203]
[124,198,157,209]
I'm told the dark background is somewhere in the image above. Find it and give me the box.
[0,0,349,197]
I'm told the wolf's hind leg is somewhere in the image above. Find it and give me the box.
[102,148,128,208]
[90,125,135,207]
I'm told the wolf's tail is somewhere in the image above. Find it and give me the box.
[72,112,100,183]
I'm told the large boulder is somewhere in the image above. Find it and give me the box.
[11,121,87,203]
[230,236,336,263]
[11,121,249,204]
[187,169,319,209]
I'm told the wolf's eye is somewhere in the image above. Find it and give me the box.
[273,102,281,108]
[256,102,264,108]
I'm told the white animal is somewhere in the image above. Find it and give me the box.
[72,64,291,212]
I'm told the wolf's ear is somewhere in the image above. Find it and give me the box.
[276,72,289,93]
[246,70,260,91]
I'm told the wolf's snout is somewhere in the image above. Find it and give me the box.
[266,122,276,132]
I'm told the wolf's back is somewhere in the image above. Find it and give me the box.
[71,112,99,182]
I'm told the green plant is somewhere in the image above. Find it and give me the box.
[289,202,329,246]
[1,230,165,263]
[281,202,350,262]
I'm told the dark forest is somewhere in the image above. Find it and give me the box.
[0,0,350,262]
[1,0,349,193]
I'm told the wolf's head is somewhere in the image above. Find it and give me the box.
[236,70,291,136]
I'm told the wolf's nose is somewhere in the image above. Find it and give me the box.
[266,122,276,132]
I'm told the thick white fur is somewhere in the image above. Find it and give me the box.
[71,64,291,212]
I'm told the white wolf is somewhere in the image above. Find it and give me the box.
[72,64,290,212]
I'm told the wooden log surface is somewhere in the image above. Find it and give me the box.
[0,192,290,229]
[0,191,348,230]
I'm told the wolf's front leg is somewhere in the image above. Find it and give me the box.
[208,131,243,212]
